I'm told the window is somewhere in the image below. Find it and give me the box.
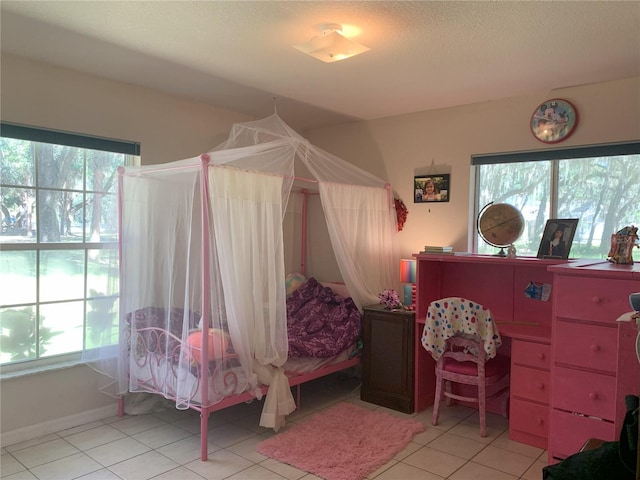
[0,123,139,368]
[473,142,640,258]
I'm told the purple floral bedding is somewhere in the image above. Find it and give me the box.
[286,277,361,358]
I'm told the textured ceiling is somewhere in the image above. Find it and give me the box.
[1,1,639,130]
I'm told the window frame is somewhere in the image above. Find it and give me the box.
[471,141,640,254]
[0,122,139,373]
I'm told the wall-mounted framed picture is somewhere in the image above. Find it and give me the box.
[536,218,579,259]
[530,98,578,144]
[414,174,450,203]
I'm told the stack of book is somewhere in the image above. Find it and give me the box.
[420,246,454,254]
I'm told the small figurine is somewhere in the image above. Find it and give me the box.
[506,244,517,258]
[607,225,639,265]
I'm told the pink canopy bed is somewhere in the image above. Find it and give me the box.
[86,115,397,460]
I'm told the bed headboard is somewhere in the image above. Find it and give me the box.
[320,282,350,299]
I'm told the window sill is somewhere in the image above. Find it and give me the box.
[1,357,84,381]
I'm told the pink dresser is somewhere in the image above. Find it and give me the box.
[413,254,640,456]
[548,261,640,462]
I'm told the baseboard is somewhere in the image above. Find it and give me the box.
[1,403,118,448]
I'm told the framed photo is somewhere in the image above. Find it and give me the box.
[537,218,579,259]
[414,174,450,203]
[530,98,578,144]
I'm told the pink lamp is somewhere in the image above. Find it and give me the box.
[400,259,417,307]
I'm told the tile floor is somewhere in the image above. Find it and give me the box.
[1,373,548,480]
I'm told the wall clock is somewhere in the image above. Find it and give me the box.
[530,98,578,144]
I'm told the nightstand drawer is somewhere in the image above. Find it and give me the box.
[511,364,550,404]
[554,320,617,372]
[555,276,635,323]
[552,367,616,420]
[512,339,550,370]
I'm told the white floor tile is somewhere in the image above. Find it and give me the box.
[4,434,61,453]
[225,464,289,479]
[410,426,444,445]
[131,423,193,449]
[156,436,222,465]
[152,466,207,479]
[183,449,253,480]
[108,414,167,436]
[471,445,536,477]
[366,458,398,479]
[64,424,128,450]
[1,453,26,476]
[1,470,38,479]
[58,421,106,438]
[403,446,467,478]
[258,458,308,480]
[393,440,422,461]
[521,458,548,480]
[448,461,519,480]
[206,423,257,448]
[372,461,445,480]
[10,438,79,469]
[491,430,545,459]
[84,436,151,466]
[447,420,499,443]
[427,432,488,459]
[108,450,180,480]
[28,452,102,480]
[74,468,123,479]
[226,435,269,463]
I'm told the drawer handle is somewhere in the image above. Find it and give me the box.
[537,418,544,425]
[589,392,598,400]
[537,382,545,390]
[592,296,602,304]
[590,344,600,352]
[538,353,546,360]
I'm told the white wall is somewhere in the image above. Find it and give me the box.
[1,54,254,165]
[305,77,640,259]
[1,52,638,442]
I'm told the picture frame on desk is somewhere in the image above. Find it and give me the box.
[537,218,578,260]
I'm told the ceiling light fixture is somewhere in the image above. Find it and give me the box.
[294,23,370,63]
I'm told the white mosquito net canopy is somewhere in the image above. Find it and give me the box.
[85,114,397,429]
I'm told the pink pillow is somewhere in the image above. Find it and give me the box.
[185,329,229,363]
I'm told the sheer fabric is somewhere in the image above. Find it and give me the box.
[319,183,397,309]
[85,115,396,428]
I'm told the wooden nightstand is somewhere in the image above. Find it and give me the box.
[361,304,415,413]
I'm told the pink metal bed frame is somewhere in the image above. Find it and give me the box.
[116,155,369,461]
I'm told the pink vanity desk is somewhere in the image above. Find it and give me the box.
[412,253,640,462]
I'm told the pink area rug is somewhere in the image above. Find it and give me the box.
[256,402,426,480]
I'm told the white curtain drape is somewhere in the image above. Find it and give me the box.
[319,183,397,309]
[208,167,295,428]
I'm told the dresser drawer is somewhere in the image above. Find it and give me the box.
[510,397,548,439]
[554,320,617,372]
[552,367,616,420]
[511,364,550,404]
[512,339,550,369]
[555,276,635,323]
[550,410,616,460]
